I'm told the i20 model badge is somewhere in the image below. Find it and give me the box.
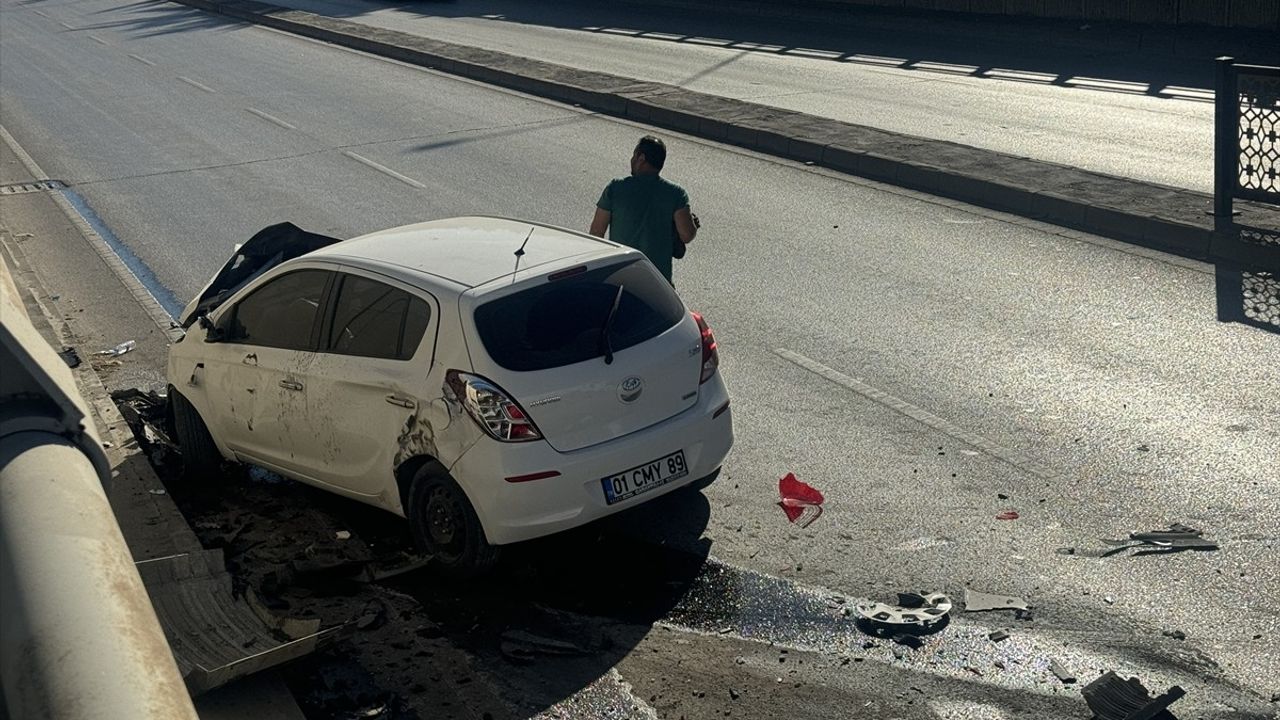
[618,376,644,403]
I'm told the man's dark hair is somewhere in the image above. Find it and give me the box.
[635,135,667,170]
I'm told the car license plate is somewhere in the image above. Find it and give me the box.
[601,450,688,505]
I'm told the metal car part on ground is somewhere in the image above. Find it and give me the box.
[855,592,953,627]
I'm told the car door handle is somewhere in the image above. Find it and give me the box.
[279,380,304,391]
[385,394,415,409]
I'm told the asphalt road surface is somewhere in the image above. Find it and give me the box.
[3,0,1278,717]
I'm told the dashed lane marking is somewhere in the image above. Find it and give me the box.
[246,107,296,130]
[128,54,156,66]
[177,76,215,93]
[342,151,425,189]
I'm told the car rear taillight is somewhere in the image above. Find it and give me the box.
[691,311,719,384]
[445,370,543,442]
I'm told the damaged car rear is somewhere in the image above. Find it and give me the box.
[168,217,734,574]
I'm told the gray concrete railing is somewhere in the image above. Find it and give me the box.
[0,256,198,720]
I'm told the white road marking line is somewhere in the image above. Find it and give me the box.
[342,151,425,189]
[58,21,76,30]
[177,76,215,93]
[684,37,732,46]
[773,348,1056,480]
[33,9,49,17]
[845,54,908,67]
[913,60,980,74]
[128,54,156,66]
[246,107,296,130]
[789,48,843,59]
[88,34,109,46]
[986,68,1057,81]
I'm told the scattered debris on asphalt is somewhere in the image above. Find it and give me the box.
[335,530,352,540]
[148,488,166,495]
[355,600,387,631]
[963,588,1029,613]
[856,591,952,628]
[1083,671,1185,720]
[996,510,1019,520]
[1101,523,1219,557]
[777,473,824,528]
[1050,658,1077,684]
[112,389,178,463]
[95,339,136,357]
[891,633,924,649]
[1162,629,1187,640]
[247,465,287,484]
[988,629,1010,643]
[57,346,80,368]
[499,629,588,664]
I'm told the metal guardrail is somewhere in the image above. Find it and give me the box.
[1214,57,1280,218]
[0,256,198,720]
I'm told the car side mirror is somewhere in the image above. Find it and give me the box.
[198,314,224,342]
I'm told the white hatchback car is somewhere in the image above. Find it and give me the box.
[168,217,733,573]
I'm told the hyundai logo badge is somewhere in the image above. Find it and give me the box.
[618,376,644,403]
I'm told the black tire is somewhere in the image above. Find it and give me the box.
[170,389,223,481]
[406,464,500,577]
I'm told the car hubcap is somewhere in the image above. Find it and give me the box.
[425,487,463,560]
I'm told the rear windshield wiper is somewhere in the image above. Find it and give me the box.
[599,284,624,365]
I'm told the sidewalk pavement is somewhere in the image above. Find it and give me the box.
[172,0,1280,270]
[614,0,1280,44]
[0,142,308,720]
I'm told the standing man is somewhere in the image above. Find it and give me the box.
[590,135,698,283]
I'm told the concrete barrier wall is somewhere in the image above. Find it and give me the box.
[735,0,1280,28]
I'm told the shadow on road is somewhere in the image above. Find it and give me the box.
[1214,223,1280,335]
[136,426,717,717]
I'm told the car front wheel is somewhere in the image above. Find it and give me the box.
[169,388,224,481]
[407,465,500,577]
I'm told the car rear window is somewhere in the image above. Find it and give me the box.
[474,260,685,372]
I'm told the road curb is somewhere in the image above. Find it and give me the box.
[173,0,1280,263]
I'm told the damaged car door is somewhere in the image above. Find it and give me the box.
[297,271,438,500]
[203,268,333,475]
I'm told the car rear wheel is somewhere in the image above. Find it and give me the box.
[407,465,499,577]
[170,389,224,481]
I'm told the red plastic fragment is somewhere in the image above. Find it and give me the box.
[996,510,1019,521]
[778,473,824,527]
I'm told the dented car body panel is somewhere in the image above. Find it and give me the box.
[168,217,734,546]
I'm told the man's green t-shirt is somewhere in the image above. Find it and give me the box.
[597,174,690,282]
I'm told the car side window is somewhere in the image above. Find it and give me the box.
[227,270,330,350]
[327,274,431,360]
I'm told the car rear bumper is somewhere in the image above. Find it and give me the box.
[450,376,733,545]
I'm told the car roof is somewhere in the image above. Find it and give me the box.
[308,216,629,289]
